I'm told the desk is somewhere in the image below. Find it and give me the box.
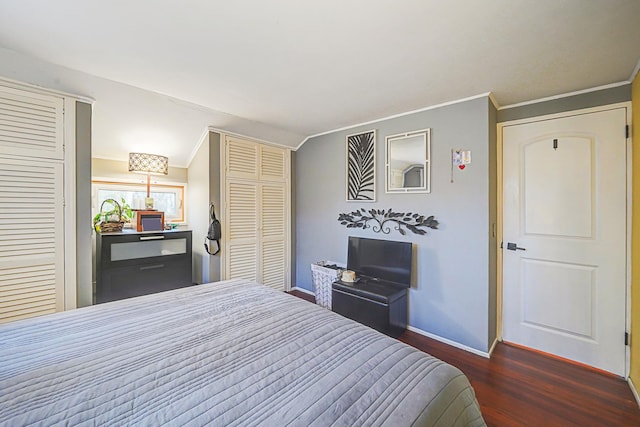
[95,229,192,303]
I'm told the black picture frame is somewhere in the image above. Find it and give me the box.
[346,129,376,201]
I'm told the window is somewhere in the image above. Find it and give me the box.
[92,181,185,223]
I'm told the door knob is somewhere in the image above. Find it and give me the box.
[506,242,526,251]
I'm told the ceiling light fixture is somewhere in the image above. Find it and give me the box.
[128,152,169,210]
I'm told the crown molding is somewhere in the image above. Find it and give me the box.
[296,92,494,150]
[206,126,292,151]
[630,58,640,83]
[498,81,630,111]
[488,92,500,109]
[0,74,94,104]
[184,127,211,168]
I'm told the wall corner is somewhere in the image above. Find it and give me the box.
[629,70,640,384]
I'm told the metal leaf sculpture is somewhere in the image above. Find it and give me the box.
[338,208,439,235]
[347,130,375,201]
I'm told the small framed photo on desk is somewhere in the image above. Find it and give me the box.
[134,210,164,232]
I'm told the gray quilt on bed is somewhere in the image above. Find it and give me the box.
[0,279,485,426]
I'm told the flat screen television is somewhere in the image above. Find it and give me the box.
[347,236,412,288]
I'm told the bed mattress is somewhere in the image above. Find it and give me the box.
[0,279,485,426]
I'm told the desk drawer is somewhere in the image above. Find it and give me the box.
[99,232,191,269]
[96,258,192,303]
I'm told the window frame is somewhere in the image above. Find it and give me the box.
[92,180,185,223]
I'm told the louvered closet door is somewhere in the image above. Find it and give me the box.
[258,145,288,290]
[226,180,259,281]
[223,135,290,291]
[0,85,65,324]
[260,183,286,290]
[0,157,64,323]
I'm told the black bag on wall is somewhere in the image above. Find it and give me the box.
[205,203,221,256]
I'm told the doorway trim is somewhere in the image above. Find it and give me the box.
[496,101,632,377]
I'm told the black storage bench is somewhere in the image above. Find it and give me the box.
[332,278,407,338]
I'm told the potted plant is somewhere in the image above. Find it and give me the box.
[93,198,133,232]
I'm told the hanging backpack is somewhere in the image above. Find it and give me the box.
[204,203,221,255]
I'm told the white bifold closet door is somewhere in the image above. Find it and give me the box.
[0,85,65,324]
[223,136,290,291]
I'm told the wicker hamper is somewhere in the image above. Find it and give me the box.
[311,261,345,309]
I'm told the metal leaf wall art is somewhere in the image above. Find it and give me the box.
[346,130,376,201]
[338,208,439,235]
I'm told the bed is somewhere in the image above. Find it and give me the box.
[0,279,485,426]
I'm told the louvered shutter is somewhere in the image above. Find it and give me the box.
[226,136,258,179]
[260,183,286,290]
[260,145,287,181]
[0,85,64,160]
[225,180,259,281]
[0,85,65,324]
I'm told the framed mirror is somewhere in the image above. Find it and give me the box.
[385,128,430,193]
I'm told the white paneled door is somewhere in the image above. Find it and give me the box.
[502,107,627,376]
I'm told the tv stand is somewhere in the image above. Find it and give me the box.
[331,279,407,338]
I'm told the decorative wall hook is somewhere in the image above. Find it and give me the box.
[338,208,439,235]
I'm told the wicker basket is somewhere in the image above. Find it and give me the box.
[96,199,124,233]
[311,261,345,309]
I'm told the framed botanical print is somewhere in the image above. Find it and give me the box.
[346,129,376,201]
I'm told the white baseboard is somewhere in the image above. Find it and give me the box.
[629,377,640,408]
[406,325,491,359]
[291,286,315,296]
[488,337,499,357]
[289,289,495,359]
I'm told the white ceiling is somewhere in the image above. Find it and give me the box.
[0,0,639,166]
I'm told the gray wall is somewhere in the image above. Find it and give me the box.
[187,131,221,284]
[290,150,296,287]
[208,132,222,282]
[497,84,631,122]
[188,136,210,283]
[76,101,92,307]
[295,96,493,352]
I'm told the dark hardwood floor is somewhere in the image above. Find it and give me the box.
[288,290,640,426]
